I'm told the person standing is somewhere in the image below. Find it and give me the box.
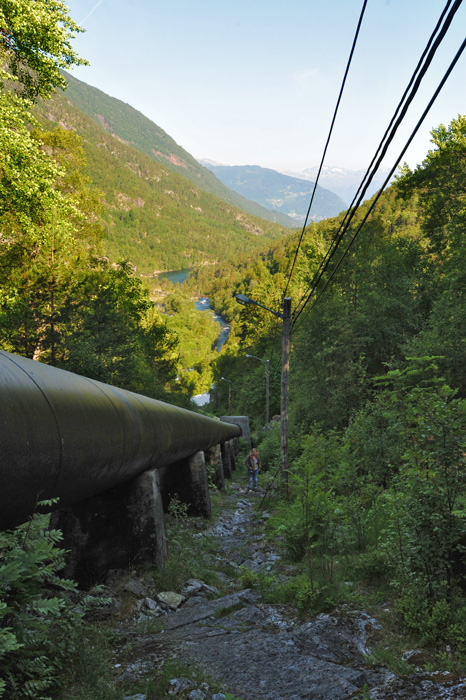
[245,447,261,491]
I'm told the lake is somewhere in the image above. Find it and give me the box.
[157,268,192,285]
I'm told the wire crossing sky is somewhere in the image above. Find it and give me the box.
[64,0,465,173]
[291,34,466,336]
[289,0,466,327]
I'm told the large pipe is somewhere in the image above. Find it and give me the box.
[0,350,240,530]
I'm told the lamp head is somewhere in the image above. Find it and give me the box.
[235,293,255,306]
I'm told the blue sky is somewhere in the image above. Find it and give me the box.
[64,0,466,172]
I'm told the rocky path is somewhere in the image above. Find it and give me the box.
[112,484,466,700]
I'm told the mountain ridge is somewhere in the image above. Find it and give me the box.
[36,88,290,275]
[60,72,297,228]
[199,162,347,224]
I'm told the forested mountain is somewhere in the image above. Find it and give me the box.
[34,89,290,275]
[60,72,296,228]
[200,162,346,223]
[1,2,237,406]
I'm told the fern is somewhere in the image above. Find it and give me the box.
[0,503,94,699]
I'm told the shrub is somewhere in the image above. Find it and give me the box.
[394,584,466,651]
[346,549,392,588]
[0,502,109,699]
[256,422,280,473]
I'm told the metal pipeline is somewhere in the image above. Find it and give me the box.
[0,350,240,530]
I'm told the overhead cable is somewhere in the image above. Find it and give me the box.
[282,0,368,298]
[291,0,464,329]
[291,33,466,336]
[292,0,458,324]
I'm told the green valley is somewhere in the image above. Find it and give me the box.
[2,1,466,697]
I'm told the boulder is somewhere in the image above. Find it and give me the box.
[168,678,195,696]
[123,579,148,597]
[157,591,186,610]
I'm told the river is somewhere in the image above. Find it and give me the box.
[195,297,230,352]
[157,269,229,350]
[157,270,229,407]
[192,297,230,407]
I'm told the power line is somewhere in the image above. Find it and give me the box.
[283,0,368,298]
[325,0,457,248]
[247,0,464,394]
[292,0,458,325]
[291,0,464,330]
[292,0,462,326]
[291,33,466,336]
[264,0,369,379]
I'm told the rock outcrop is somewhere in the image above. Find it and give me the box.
[109,484,466,700]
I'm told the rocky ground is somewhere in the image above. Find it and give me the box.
[100,483,466,700]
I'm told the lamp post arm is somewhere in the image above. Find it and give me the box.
[254,300,284,319]
[253,301,284,320]
[235,294,283,319]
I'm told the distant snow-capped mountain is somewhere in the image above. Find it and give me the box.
[279,165,393,204]
[199,161,347,225]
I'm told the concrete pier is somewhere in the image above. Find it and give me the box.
[205,444,224,490]
[51,468,167,587]
[221,441,234,479]
[159,450,211,519]
[50,437,238,586]
[221,416,250,446]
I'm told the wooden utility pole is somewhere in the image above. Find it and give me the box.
[265,358,270,425]
[280,297,291,493]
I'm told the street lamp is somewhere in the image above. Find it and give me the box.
[221,376,232,415]
[236,294,291,491]
[245,354,270,425]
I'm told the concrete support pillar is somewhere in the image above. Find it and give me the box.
[128,468,168,568]
[51,467,167,587]
[220,416,250,446]
[205,444,224,490]
[158,451,211,519]
[221,441,232,480]
[229,438,237,469]
[187,450,211,518]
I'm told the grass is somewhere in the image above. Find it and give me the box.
[366,646,414,677]
[213,601,244,618]
[150,511,226,594]
[56,625,122,700]
[122,659,246,700]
